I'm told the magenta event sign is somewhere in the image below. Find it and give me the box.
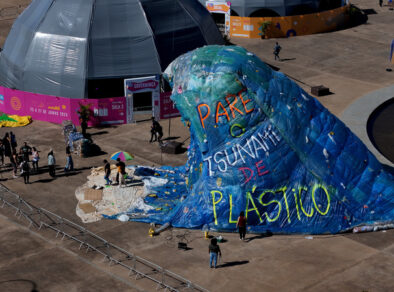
[160,92,180,119]
[0,86,126,126]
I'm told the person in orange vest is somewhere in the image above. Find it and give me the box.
[115,158,126,187]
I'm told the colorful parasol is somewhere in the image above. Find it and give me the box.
[110,151,134,161]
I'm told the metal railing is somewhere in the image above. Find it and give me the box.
[0,184,208,292]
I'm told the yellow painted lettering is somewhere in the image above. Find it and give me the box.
[211,190,223,225]
[259,190,281,222]
[298,186,314,217]
[312,184,330,216]
[278,187,291,224]
[245,191,263,223]
[292,188,301,221]
[228,194,238,224]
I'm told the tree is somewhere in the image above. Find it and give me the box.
[259,21,272,39]
[77,103,92,136]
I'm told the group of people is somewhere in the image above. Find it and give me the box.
[45,147,74,178]
[0,131,75,183]
[103,158,127,188]
[0,132,39,183]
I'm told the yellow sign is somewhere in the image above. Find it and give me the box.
[206,2,230,13]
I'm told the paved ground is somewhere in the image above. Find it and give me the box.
[0,0,393,291]
[234,0,394,116]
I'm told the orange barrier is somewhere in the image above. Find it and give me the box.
[230,5,350,39]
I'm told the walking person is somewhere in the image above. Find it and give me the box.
[3,133,12,163]
[379,0,383,7]
[20,160,30,184]
[149,117,158,142]
[10,148,18,178]
[149,117,163,143]
[10,131,17,150]
[103,159,112,185]
[273,42,282,61]
[115,158,126,187]
[31,147,40,173]
[236,211,247,241]
[64,146,74,172]
[209,238,222,269]
[48,149,56,177]
[156,122,163,143]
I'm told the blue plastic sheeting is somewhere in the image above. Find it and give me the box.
[126,46,393,234]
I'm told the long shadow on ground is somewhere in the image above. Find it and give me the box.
[218,260,249,268]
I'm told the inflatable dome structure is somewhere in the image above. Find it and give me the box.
[0,0,224,99]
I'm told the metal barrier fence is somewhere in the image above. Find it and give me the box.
[0,5,28,21]
[0,184,208,292]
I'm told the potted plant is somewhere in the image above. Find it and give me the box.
[77,102,92,137]
[259,21,272,39]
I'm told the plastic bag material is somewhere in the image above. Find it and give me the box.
[0,114,32,127]
[117,214,130,222]
[118,46,394,234]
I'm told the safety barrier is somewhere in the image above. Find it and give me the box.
[0,184,208,292]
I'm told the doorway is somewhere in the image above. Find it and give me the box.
[133,91,153,113]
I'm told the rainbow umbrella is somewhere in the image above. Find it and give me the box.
[110,151,134,161]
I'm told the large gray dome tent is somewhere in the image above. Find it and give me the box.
[199,0,343,17]
[0,0,224,99]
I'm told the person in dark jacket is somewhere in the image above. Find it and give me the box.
[273,42,281,61]
[20,160,30,184]
[3,133,12,162]
[20,142,32,162]
[208,238,222,269]
[10,131,17,150]
[0,140,4,165]
[10,148,18,178]
[149,117,163,143]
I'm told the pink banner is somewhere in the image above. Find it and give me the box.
[0,86,126,126]
[160,92,180,119]
[69,98,126,126]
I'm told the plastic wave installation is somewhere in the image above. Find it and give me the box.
[126,45,393,234]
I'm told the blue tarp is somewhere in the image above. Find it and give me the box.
[125,46,393,234]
